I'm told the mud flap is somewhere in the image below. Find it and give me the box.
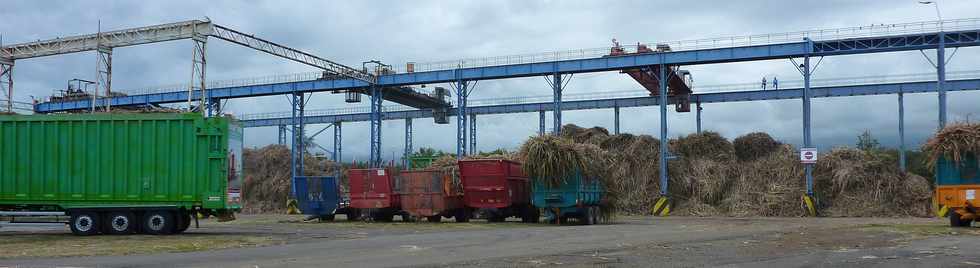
[937,203,950,218]
[286,199,301,215]
[215,210,237,222]
[801,194,817,217]
[652,196,670,217]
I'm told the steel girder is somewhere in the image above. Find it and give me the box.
[369,86,383,167]
[37,29,980,113]
[241,78,980,128]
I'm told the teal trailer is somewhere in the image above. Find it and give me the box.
[531,171,605,225]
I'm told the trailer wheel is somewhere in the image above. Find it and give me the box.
[104,211,136,235]
[346,209,361,221]
[69,211,101,236]
[521,207,540,223]
[593,207,602,224]
[426,216,442,223]
[580,208,594,225]
[455,209,470,223]
[174,212,191,234]
[950,211,972,227]
[142,210,174,235]
[320,214,336,222]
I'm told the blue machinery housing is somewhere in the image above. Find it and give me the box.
[32,20,980,212]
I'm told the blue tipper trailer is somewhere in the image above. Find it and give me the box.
[294,176,342,221]
[532,171,605,225]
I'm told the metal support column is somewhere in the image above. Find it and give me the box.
[278,125,287,145]
[369,86,383,167]
[652,62,672,217]
[937,33,947,129]
[289,92,307,200]
[95,45,112,112]
[799,54,818,218]
[802,55,813,197]
[696,101,703,134]
[189,34,207,114]
[552,73,563,135]
[453,79,471,159]
[539,110,546,135]
[404,118,413,168]
[334,122,342,178]
[899,91,906,172]
[614,106,620,135]
[0,60,12,113]
[469,114,477,155]
[657,64,669,196]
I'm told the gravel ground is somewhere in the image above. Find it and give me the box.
[1,214,977,268]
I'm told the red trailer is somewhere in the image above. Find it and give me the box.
[398,170,467,222]
[348,168,406,221]
[458,159,539,222]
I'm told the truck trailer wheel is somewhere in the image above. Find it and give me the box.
[522,207,540,223]
[950,211,972,227]
[174,212,191,234]
[580,208,594,225]
[69,211,101,236]
[142,210,175,235]
[104,211,136,235]
[426,216,442,223]
[455,209,471,223]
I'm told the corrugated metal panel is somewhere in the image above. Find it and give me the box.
[0,113,236,210]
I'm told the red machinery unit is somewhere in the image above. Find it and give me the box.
[457,159,539,222]
[398,170,467,222]
[609,40,693,112]
[348,168,405,221]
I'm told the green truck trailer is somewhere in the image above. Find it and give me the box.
[0,113,243,235]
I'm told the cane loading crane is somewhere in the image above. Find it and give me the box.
[608,39,694,112]
[1,19,379,114]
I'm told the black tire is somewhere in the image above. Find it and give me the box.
[580,208,593,225]
[488,212,506,223]
[104,211,136,235]
[142,210,175,235]
[347,209,361,221]
[174,212,191,234]
[320,214,336,221]
[373,212,394,222]
[455,209,471,223]
[69,211,101,236]
[522,207,540,223]
[426,216,442,223]
[593,206,602,224]
[950,211,971,227]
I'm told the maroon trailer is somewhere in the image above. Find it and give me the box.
[457,159,539,222]
[348,168,407,221]
[398,170,468,222]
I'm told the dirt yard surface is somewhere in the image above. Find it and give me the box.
[1,215,977,268]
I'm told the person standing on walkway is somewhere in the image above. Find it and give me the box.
[762,77,767,90]
[772,76,778,90]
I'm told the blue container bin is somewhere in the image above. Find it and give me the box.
[295,176,340,217]
[532,171,605,225]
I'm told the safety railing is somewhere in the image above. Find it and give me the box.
[56,18,980,99]
[396,18,980,73]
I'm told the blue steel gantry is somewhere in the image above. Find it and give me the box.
[19,18,980,216]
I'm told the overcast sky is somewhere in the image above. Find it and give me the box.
[3,0,980,162]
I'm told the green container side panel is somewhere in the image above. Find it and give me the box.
[0,113,240,211]
[532,171,604,209]
[937,153,980,186]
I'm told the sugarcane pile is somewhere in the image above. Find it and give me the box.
[922,123,980,170]
[518,124,933,217]
[241,144,342,213]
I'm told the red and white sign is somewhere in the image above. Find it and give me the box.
[800,148,818,164]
